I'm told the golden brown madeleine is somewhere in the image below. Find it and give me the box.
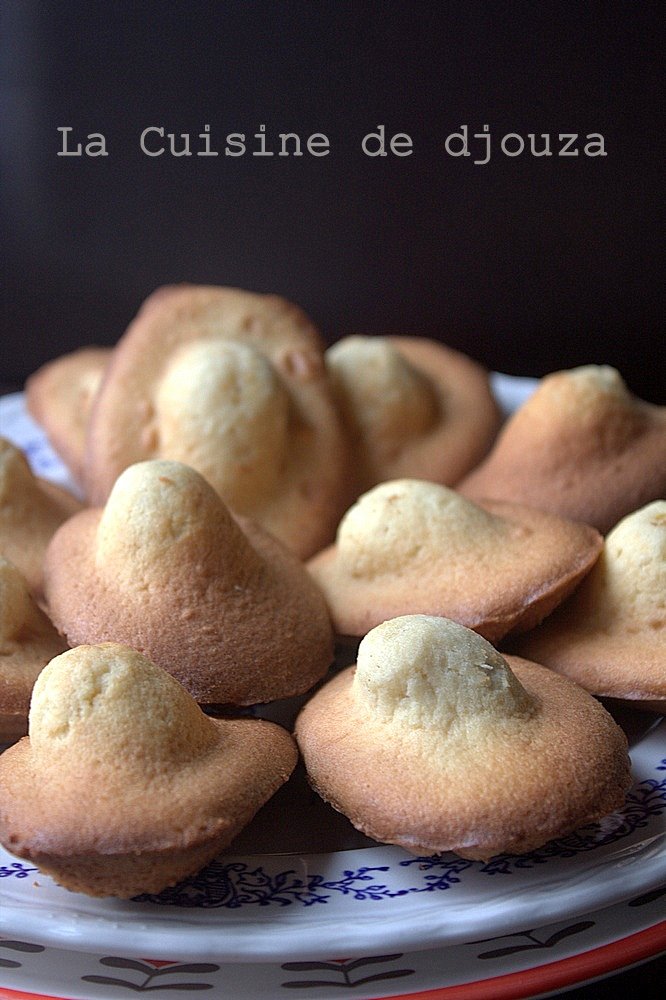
[26,346,112,487]
[0,437,82,598]
[458,366,666,533]
[0,643,298,897]
[0,557,68,742]
[295,616,631,859]
[514,501,666,712]
[83,285,352,558]
[307,479,602,641]
[43,460,333,705]
[326,335,500,493]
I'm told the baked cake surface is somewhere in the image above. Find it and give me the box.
[83,285,352,558]
[0,437,82,597]
[0,643,298,897]
[514,500,666,709]
[25,346,111,486]
[295,615,631,859]
[44,460,334,704]
[459,365,666,533]
[0,557,68,742]
[327,335,500,493]
[308,479,602,640]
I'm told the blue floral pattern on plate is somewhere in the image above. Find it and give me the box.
[133,762,666,909]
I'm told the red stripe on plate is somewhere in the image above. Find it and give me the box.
[0,991,77,1000]
[0,923,663,1000]
[368,921,666,1000]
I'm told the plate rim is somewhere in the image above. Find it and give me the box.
[0,915,663,1000]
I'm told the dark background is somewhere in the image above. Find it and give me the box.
[1,1,664,400]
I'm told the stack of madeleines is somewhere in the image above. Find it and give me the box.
[0,283,664,898]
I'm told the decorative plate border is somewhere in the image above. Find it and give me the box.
[98,759,664,909]
[0,908,663,999]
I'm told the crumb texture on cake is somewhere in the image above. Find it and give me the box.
[336,480,502,578]
[353,615,534,729]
